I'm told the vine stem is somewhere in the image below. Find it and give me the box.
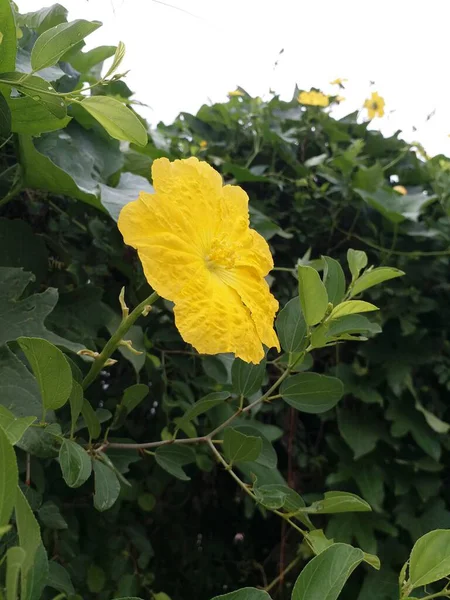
[265,555,301,593]
[82,292,159,390]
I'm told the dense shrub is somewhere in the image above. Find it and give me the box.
[1,2,450,600]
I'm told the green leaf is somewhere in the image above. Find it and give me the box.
[323,256,346,306]
[0,217,48,286]
[0,426,17,527]
[93,459,121,511]
[6,547,26,600]
[31,19,101,71]
[121,383,149,414]
[47,561,75,596]
[409,529,450,589]
[59,439,92,488]
[211,589,271,600]
[292,543,364,600]
[223,427,263,465]
[355,187,435,223]
[0,346,43,419]
[363,553,381,570]
[326,315,381,339]
[81,399,101,440]
[275,296,307,353]
[0,90,11,135]
[0,72,66,118]
[38,501,67,529]
[18,422,62,458]
[69,44,116,73]
[80,96,147,146]
[305,491,371,514]
[8,96,70,134]
[87,564,106,593]
[297,265,329,326]
[155,445,196,481]
[232,358,266,397]
[329,301,378,320]
[304,530,334,555]
[338,407,384,459]
[0,268,82,352]
[233,425,277,469]
[18,337,72,413]
[280,373,344,414]
[347,249,368,281]
[104,40,125,78]
[15,486,47,600]
[69,380,83,438]
[18,5,68,33]
[0,0,17,71]
[180,391,230,423]
[0,405,36,444]
[99,172,154,221]
[349,267,405,297]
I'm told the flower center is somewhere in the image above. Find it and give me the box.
[372,102,379,110]
[205,238,236,273]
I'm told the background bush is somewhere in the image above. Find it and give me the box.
[1,3,450,600]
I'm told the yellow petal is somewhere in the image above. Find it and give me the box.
[118,193,203,300]
[174,268,265,364]
[225,266,280,352]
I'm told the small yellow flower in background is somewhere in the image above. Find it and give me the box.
[199,140,208,149]
[228,89,244,97]
[118,157,280,364]
[335,96,346,103]
[330,78,348,87]
[393,185,407,195]
[298,90,330,107]
[364,92,385,119]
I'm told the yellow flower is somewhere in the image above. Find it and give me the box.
[335,96,345,103]
[298,90,329,107]
[228,89,244,97]
[118,158,280,364]
[393,185,407,195]
[330,78,347,86]
[199,140,208,149]
[364,92,385,119]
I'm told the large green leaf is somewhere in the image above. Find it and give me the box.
[99,172,154,220]
[8,96,70,134]
[231,358,266,397]
[233,425,277,469]
[304,492,371,514]
[18,337,73,413]
[0,0,17,71]
[0,72,66,118]
[80,96,147,146]
[350,267,405,297]
[0,268,82,352]
[291,543,364,600]
[69,44,116,73]
[155,445,196,481]
[275,296,307,353]
[179,391,230,424]
[211,590,271,600]
[59,439,92,488]
[0,426,17,527]
[223,427,262,465]
[355,188,436,223]
[93,460,121,511]
[297,265,328,326]
[0,345,42,418]
[31,19,101,71]
[18,4,68,34]
[409,529,450,589]
[280,373,344,414]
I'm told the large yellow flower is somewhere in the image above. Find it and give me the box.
[364,92,385,119]
[298,90,329,107]
[118,158,280,364]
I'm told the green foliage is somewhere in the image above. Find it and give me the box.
[1,2,450,600]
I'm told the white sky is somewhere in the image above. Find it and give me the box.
[19,0,450,157]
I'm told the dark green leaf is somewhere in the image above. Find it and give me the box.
[356,188,436,223]
[233,425,277,469]
[38,501,67,529]
[59,439,92,488]
[0,426,17,527]
[31,19,101,71]
[280,373,344,414]
[180,391,230,423]
[323,256,346,306]
[0,218,48,286]
[0,405,36,445]
[0,0,17,71]
[0,91,11,135]
[223,427,262,465]
[18,337,73,412]
[93,460,121,511]
[292,543,364,600]
[231,358,266,397]
[47,561,75,596]
[69,380,83,438]
[0,72,66,118]
[81,399,101,440]
[8,97,70,134]
[18,4,68,33]
[99,172,154,220]
[275,296,307,354]
[155,445,195,481]
[211,589,271,600]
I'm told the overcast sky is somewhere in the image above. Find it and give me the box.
[19,0,450,157]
